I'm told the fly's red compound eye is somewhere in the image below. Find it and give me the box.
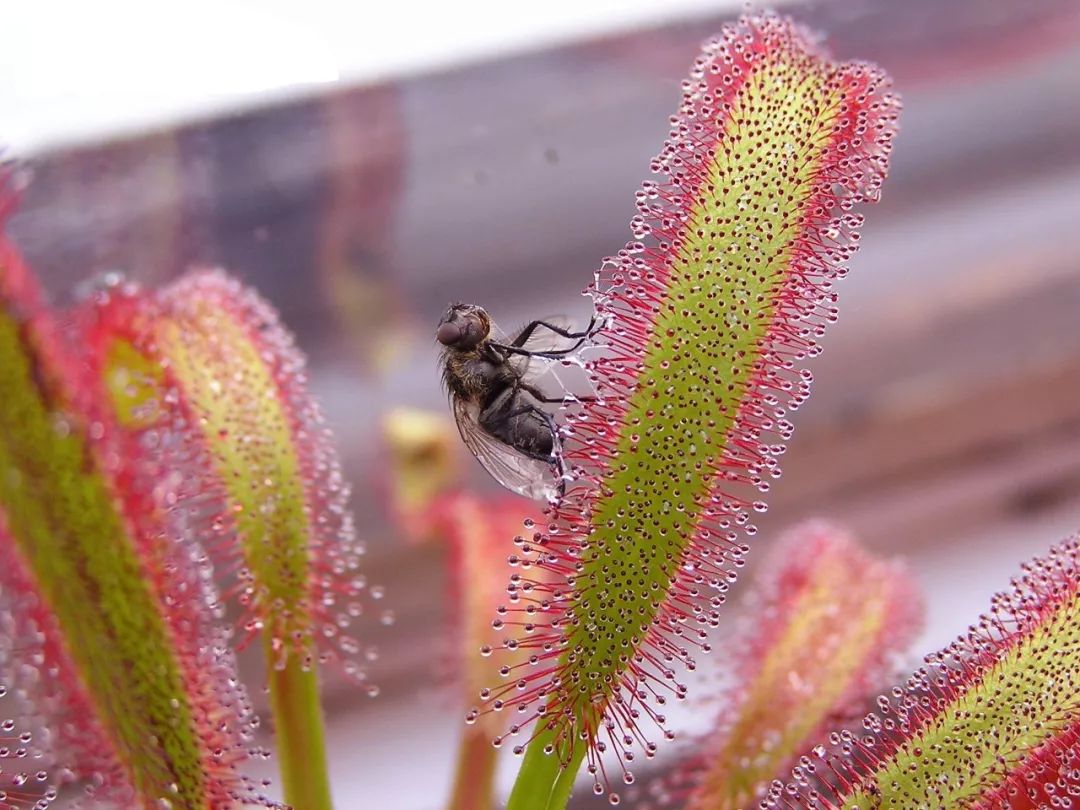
[437,321,462,346]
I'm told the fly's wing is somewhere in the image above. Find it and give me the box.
[499,316,581,387]
[510,316,576,352]
[452,396,557,502]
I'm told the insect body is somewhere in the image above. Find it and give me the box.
[436,303,595,501]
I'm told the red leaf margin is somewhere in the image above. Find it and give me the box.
[78,269,383,686]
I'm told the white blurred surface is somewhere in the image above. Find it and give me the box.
[2,0,795,152]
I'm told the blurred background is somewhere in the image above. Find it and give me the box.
[5,0,1080,806]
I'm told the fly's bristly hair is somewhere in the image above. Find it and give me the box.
[438,303,496,400]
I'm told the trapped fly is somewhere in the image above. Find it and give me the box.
[436,303,596,501]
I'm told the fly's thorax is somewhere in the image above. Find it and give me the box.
[442,345,511,402]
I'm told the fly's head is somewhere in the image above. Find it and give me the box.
[436,303,491,350]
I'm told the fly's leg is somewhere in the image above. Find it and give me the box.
[531,394,598,404]
[493,315,600,359]
[518,380,598,406]
[509,316,597,348]
[536,407,568,499]
[495,343,587,360]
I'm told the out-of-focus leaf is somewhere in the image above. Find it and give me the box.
[0,194,271,809]
[670,522,922,810]
[382,408,460,541]
[87,270,382,683]
[765,533,1080,809]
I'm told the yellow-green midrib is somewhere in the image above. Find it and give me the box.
[157,311,312,640]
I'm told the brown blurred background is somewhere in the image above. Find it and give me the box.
[6,0,1080,805]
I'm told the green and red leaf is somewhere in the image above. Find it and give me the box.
[436,492,546,810]
[673,523,921,810]
[0,181,271,809]
[765,534,1080,809]
[83,270,380,683]
[381,410,546,810]
[490,13,901,801]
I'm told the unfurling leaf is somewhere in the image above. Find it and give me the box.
[765,533,1080,809]
[672,522,922,810]
[382,408,460,541]
[0,191,271,808]
[492,12,901,802]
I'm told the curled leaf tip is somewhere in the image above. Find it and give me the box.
[85,269,385,687]
[764,533,1080,809]
[488,11,901,800]
[669,522,922,810]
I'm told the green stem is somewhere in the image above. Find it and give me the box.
[266,641,334,810]
[506,725,587,810]
[447,725,498,810]
[547,754,584,810]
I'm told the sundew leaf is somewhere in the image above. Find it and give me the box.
[381,409,545,731]
[764,533,1080,810]
[665,523,922,810]
[970,719,1080,810]
[0,735,51,810]
[0,198,272,808]
[486,12,901,801]
[84,270,381,684]
[381,410,540,810]
[436,494,548,738]
[436,493,548,810]
[0,509,128,810]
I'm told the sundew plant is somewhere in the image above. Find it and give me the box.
[1,8,1080,810]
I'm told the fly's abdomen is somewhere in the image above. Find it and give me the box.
[479,391,554,461]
